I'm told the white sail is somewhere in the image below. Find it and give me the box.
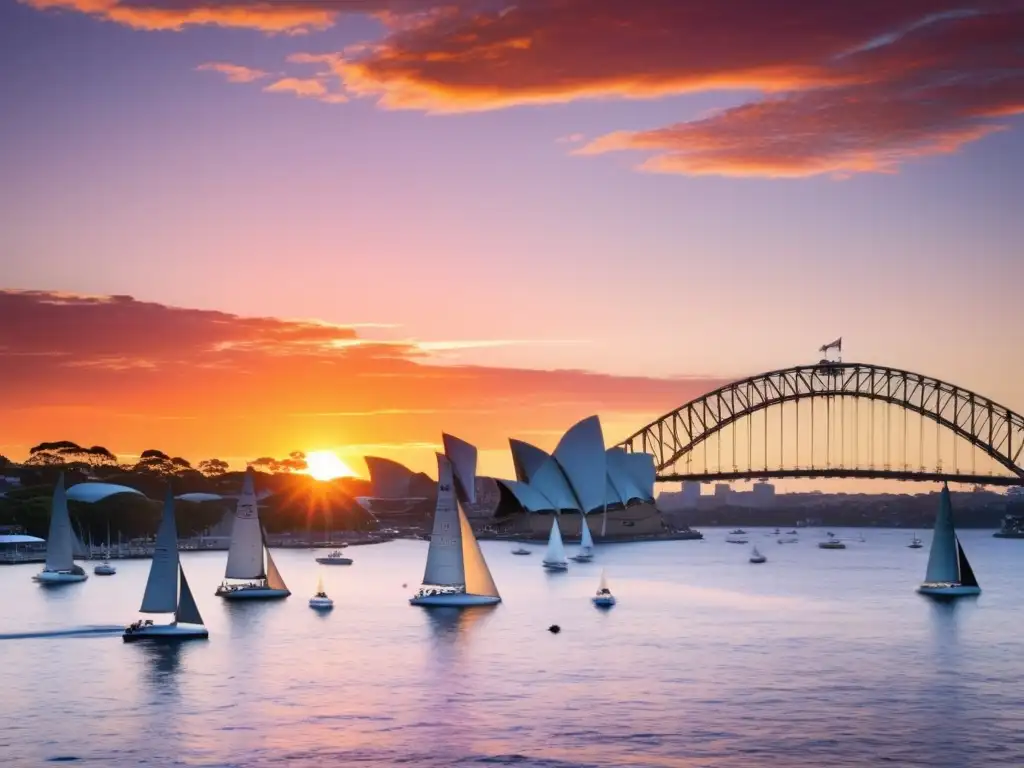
[44,474,75,572]
[421,454,465,587]
[543,516,567,565]
[224,469,265,580]
[599,569,609,592]
[175,565,204,625]
[601,509,607,537]
[316,572,325,594]
[925,484,960,584]
[265,545,288,591]
[459,503,499,598]
[579,514,595,555]
[140,490,180,613]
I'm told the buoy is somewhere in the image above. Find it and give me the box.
[402,583,407,589]
[548,624,561,634]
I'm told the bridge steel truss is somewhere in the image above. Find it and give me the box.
[617,362,1024,485]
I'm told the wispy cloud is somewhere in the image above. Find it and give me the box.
[196,61,269,83]
[263,76,348,103]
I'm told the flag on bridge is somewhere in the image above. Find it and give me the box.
[819,337,842,354]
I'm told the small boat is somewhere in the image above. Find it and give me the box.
[542,516,569,571]
[592,569,616,607]
[410,442,502,607]
[569,516,595,562]
[309,574,334,610]
[771,528,780,535]
[94,561,117,575]
[215,469,290,600]
[123,490,208,642]
[918,484,981,597]
[749,546,766,564]
[316,550,353,565]
[908,534,923,549]
[819,535,846,550]
[729,529,747,535]
[786,530,798,535]
[726,536,748,544]
[511,546,531,555]
[777,536,798,544]
[34,475,88,584]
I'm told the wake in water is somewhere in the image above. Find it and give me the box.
[0,625,124,641]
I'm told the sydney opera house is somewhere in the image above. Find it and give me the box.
[360,416,669,540]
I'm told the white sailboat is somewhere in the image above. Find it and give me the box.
[123,489,208,641]
[215,469,290,600]
[33,474,88,584]
[592,568,615,607]
[570,515,595,562]
[94,519,116,575]
[309,572,334,610]
[749,545,766,564]
[542,515,569,571]
[918,484,981,597]
[410,453,501,606]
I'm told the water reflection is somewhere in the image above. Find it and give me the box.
[424,605,496,647]
[919,599,972,768]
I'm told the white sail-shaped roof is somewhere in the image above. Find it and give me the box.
[606,448,647,503]
[364,456,414,498]
[605,476,623,507]
[442,433,477,505]
[459,502,499,598]
[224,468,265,581]
[509,439,551,483]
[925,485,960,584]
[44,474,75,572]
[553,416,607,514]
[622,452,657,501]
[421,454,465,588]
[495,479,556,512]
[141,489,180,614]
[509,439,580,511]
[66,483,145,503]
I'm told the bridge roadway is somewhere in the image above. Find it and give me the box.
[659,468,1024,486]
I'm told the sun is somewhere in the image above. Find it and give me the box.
[305,450,355,481]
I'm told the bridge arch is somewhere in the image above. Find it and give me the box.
[617,362,1024,484]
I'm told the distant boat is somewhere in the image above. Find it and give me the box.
[726,536,748,544]
[785,530,798,535]
[819,534,846,550]
[918,484,980,598]
[908,534,923,549]
[33,474,88,584]
[309,573,334,610]
[750,546,767,564]
[316,550,353,566]
[777,536,798,544]
[215,469,290,600]
[511,546,531,555]
[730,529,747,535]
[94,519,116,575]
[569,515,595,562]
[592,569,615,607]
[410,453,501,606]
[123,489,208,642]
[542,516,569,571]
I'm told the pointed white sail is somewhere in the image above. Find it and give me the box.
[265,545,288,591]
[140,490,181,613]
[175,564,204,625]
[601,509,607,537]
[579,515,595,555]
[44,474,76,572]
[925,485,960,584]
[316,572,325,594]
[543,516,567,565]
[224,469,265,580]
[459,503,499,598]
[599,569,609,592]
[421,454,466,587]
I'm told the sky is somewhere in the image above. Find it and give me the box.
[1,0,1023,483]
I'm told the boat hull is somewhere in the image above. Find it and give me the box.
[511,550,531,556]
[542,561,568,571]
[818,543,846,549]
[917,583,981,597]
[123,623,209,642]
[216,586,290,600]
[94,565,117,575]
[409,593,501,607]
[592,596,616,607]
[309,597,334,609]
[569,555,593,563]
[315,558,353,565]
[750,557,767,564]
[33,569,88,584]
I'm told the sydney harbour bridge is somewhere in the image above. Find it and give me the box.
[617,361,1024,487]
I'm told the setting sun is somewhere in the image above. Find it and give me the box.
[305,450,356,481]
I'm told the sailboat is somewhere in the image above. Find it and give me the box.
[908,533,923,549]
[592,568,615,607]
[918,484,981,597]
[309,572,333,610]
[215,469,290,600]
[123,489,208,641]
[94,519,117,575]
[33,474,88,584]
[570,514,595,562]
[410,453,501,606]
[542,515,569,571]
[749,545,766,564]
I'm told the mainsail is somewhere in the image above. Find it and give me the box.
[224,469,265,580]
[544,516,567,564]
[44,474,75,572]
[175,564,204,625]
[924,484,960,584]
[599,569,609,592]
[140,489,181,613]
[579,515,595,555]
[459,502,499,598]
[421,455,466,587]
[957,539,979,588]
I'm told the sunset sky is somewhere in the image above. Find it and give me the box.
[2,1,1022,482]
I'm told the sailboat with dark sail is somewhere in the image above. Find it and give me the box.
[918,484,981,598]
[123,489,208,641]
[215,469,290,600]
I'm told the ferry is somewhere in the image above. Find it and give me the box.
[993,514,1024,539]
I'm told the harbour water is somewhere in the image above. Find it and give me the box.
[2,529,1023,766]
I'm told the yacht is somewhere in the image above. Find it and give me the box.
[726,535,748,544]
[309,573,334,610]
[123,490,208,642]
[908,534,923,549]
[542,516,569,571]
[94,521,117,575]
[569,516,595,562]
[729,529,747,535]
[993,514,1024,539]
[511,545,531,555]
[777,535,798,544]
[410,444,501,607]
[592,569,616,607]
[316,550,353,565]
[33,475,88,584]
[918,484,980,597]
[818,534,846,550]
[749,546,767,564]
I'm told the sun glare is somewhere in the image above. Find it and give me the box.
[305,450,355,481]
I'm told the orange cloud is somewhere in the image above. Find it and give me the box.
[196,61,269,82]
[263,76,347,102]
[0,290,723,476]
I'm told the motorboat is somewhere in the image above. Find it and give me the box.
[33,475,88,584]
[777,536,798,544]
[309,574,334,610]
[918,484,981,597]
[94,560,117,576]
[215,469,290,600]
[123,489,208,642]
[315,550,353,565]
[818,534,846,550]
[726,536,748,545]
[542,516,569,571]
[729,529,747,535]
[786,530,798,535]
[592,569,616,607]
[749,546,767,564]
[908,534,923,549]
[511,546,531,555]
[410,439,501,607]
[569,516,595,563]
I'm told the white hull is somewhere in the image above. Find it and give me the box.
[94,564,117,575]
[309,597,334,609]
[917,583,981,597]
[543,561,568,571]
[216,585,290,600]
[410,593,501,607]
[592,595,616,607]
[34,569,88,584]
[123,622,208,642]
[315,558,353,565]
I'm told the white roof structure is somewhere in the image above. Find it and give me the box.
[0,534,45,544]
[66,483,146,503]
[364,456,415,498]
